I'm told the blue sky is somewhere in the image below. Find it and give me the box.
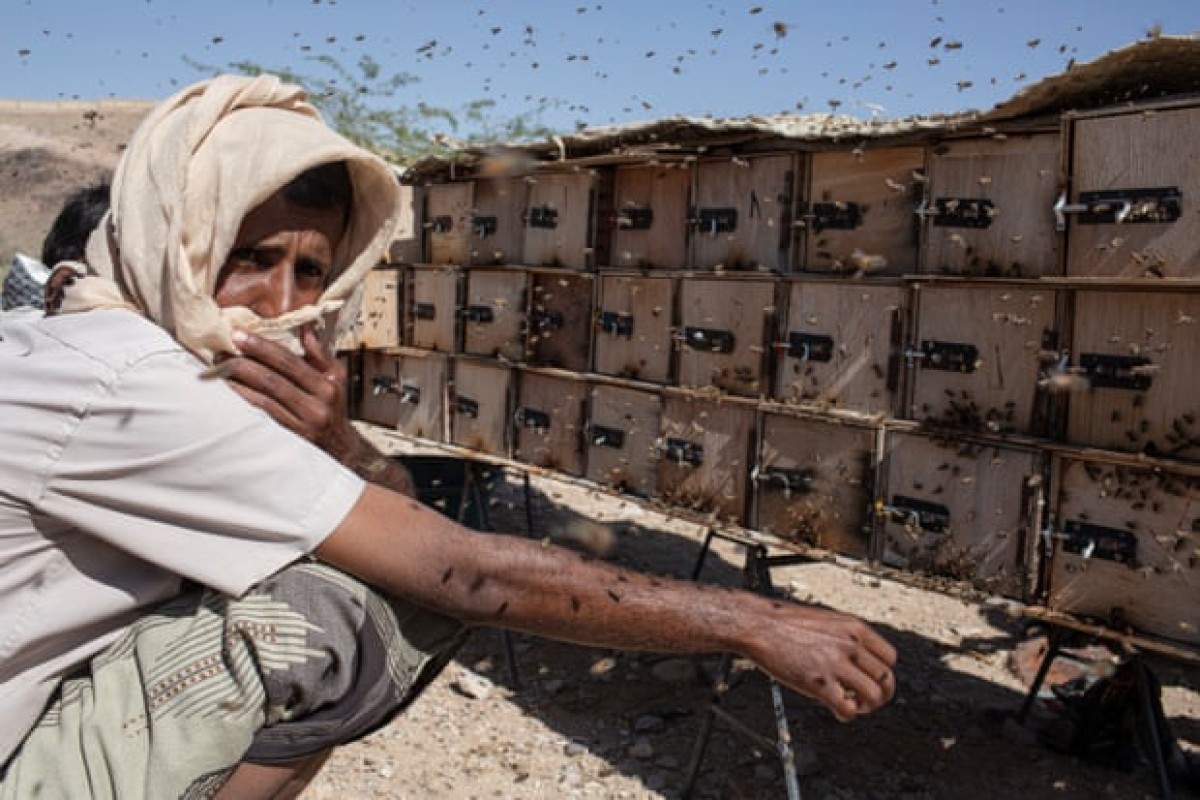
[3,1,1198,134]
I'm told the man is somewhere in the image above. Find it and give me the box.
[0,75,895,799]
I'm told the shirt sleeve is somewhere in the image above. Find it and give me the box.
[35,345,366,597]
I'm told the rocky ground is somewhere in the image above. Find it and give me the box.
[303,465,1199,800]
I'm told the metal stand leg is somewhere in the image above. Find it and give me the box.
[1133,656,1174,800]
[1016,625,1066,723]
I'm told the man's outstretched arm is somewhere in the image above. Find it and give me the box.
[316,483,897,722]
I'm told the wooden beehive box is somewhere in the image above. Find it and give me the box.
[449,357,511,457]
[907,283,1058,436]
[773,279,905,415]
[1065,101,1200,278]
[608,163,691,270]
[461,268,527,362]
[522,170,598,269]
[690,154,796,271]
[920,131,1062,277]
[797,146,924,276]
[334,265,402,351]
[593,274,674,383]
[356,349,448,442]
[407,264,461,352]
[1047,455,1200,645]
[468,176,527,266]
[526,269,595,371]
[1065,288,1200,460]
[754,413,878,558]
[880,430,1042,599]
[584,383,663,497]
[513,370,587,475]
[676,277,776,397]
[386,183,423,265]
[424,182,474,266]
[657,395,755,524]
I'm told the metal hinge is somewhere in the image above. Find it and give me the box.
[515,407,551,430]
[678,326,736,354]
[471,215,498,238]
[659,438,704,467]
[598,311,634,338]
[530,308,565,333]
[526,205,559,229]
[586,423,626,449]
[615,207,654,230]
[1053,187,1181,231]
[690,207,738,234]
[775,332,834,362]
[460,305,496,324]
[882,495,950,533]
[428,215,453,234]
[1060,520,1138,566]
[752,465,816,493]
[453,396,479,418]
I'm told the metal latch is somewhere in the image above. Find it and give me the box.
[371,375,399,396]
[453,396,479,418]
[515,407,551,430]
[397,384,421,405]
[1061,520,1138,565]
[615,207,654,230]
[802,201,862,231]
[471,215,498,238]
[461,305,495,324]
[428,215,453,234]
[1079,353,1156,391]
[660,438,704,466]
[917,197,995,229]
[1053,187,1181,231]
[526,205,559,229]
[691,207,738,234]
[586,423,626,449]
[906,340,979,373]
[530,308,564,333]
[598,311,634,338]
[882,495,950,533]
[753,466,816,493]
[413,302,437,321]
[777,332,834,362]
[680,326,736,354]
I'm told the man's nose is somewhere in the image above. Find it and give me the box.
[260,262,303,318]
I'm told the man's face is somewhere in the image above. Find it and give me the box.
[214,190,346,318]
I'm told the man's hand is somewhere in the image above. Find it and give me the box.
[221,327,416,496]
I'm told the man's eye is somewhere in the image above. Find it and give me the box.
[229,247,267,268]
[296,260,329,282]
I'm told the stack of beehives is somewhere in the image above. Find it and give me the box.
[338,37,1200,650]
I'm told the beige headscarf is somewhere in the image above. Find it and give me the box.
[59,73,400,364]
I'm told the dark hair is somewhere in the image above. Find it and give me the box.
[283,161,353,221]
[41,183,111,266]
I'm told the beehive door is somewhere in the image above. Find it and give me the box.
[691,155,795,271]
[514,372,586,475]
[801,147,924,275]
[527,271,595,371]
[676,278,775,396]
[335,265,401,351]
[585,385,662,497]
[657,396,754,524]
[395,351,448,441]
[449,359,510,456]
[523,172,594,269]
[357,351,401,428]
[610,164,691,270]
[408,266,460,352]
[1067,104,1200,278]
[425,183,474,266]
[461,269,527,361]
[1049,456,1200,645]
[920,133,1061,277]
[755,414,876,558]
[882,431,1041,599]
[1066,290,1200,460]
[469,177,528,266]
[593,275,674,382]
[908,285,1057,436]
[774,281,904,415]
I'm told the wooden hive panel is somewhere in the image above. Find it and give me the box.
[526,270,595,371]
[425,183,474,266]
[449,358,511,457]
[800,146,924,276]
[593,275,674,383]
[334,265,402,351]
[513,371,586,476]
[676,277,776,397]
[657,396,754,525]
[691,154,796,271]
[1066,103,1200,278]
[1048,456,1200,645]
[469,177,527,266]
[1065,289,1200,461]
[908,284,1058,436]
[461,268,528,362]
[920,132,1062,277]
[408,265,461,352]
[522,171,594,269]
[357,350,402,429]
[608,163,691,270]
[584,384,663,498]
[881,430,1042,599]
[386,183,423,265]
[755,413,877,558]
[393,350,449,442]
[773,280,905,415]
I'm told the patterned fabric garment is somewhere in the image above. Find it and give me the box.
[0,561,467,800]
[1,254,49,311]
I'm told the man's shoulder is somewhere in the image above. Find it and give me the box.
[26,309,188,371]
